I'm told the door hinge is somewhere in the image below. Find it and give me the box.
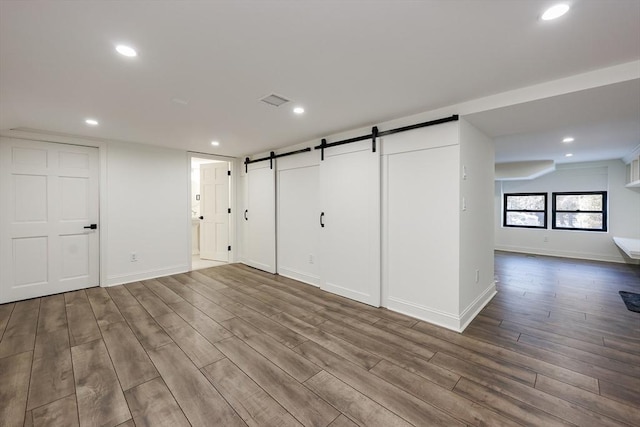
[228,208,231,214]
[227,245,231,251]
[227,170,231,176]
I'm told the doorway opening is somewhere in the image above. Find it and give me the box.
[189,155,232,271]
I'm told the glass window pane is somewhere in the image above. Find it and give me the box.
[555,194,602,211]
[506,195,545,210]
[555,213,603,229]
[506,212,545,227]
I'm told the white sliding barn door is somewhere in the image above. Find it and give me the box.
[277,152,320,286]
[244,161,276,273]
[199,162,229,262]
[320,141,380,306]
[0,139,100,303]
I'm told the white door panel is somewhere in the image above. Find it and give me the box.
[245,162,276,273]
[0,139,100,303]
[200,162,230,261]
[320,141,380,307]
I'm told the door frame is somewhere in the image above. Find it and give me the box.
[0,129,107,289]
[187,152,236,270]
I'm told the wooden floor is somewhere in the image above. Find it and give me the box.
[1,252,639,427]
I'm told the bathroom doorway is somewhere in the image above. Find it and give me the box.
[189,154,232,271]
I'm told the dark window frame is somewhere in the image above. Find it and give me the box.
[503,192,548,229]
[551,191,608,232]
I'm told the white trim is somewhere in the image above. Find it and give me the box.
[458,282,497,332]
[278,267,320,287]
[104,264,189,286]
[386,296,462,332]
[495,245,637,264]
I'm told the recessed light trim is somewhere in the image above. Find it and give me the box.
[565,153,573,157]
[541,4,570,21]
[211,141,220,146]
[293,107,305,115]
[85,119,99,126]
[562,137,574,143]
[116,44,137,57]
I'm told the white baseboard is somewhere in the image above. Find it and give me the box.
[103,264,189,287]
[494,245,636,264]
[278,267,320,287]
[386,281,496,333]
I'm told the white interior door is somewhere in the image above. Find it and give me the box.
[0,139,99,303]
[199,162,230,262]
[320,141,380,306]
[245,162,276,273]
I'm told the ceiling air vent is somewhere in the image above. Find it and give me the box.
[260,93,290,107]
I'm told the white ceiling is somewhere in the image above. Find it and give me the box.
[1,0,639,160]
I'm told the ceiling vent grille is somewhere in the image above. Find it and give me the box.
[260,94,290,107]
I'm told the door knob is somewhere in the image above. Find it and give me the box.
[84,224,97,230]
[199,216,204,220]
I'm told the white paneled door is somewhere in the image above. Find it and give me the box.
[244,161,276,273]
[320,141,380,306]
[199,162,230,262]
[0,139,99,303]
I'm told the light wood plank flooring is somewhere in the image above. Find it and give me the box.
[1,251,639,426]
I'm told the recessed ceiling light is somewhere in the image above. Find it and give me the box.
[565,153,573,157]
[115,44,137,57]
[211,141,220,146]
[562,137,574,143]
[293,107,305,115]
[541,4,570,21]
[85,119,99,126]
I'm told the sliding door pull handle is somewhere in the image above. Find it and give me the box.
[244,209,248,221]
[320,212,325,228]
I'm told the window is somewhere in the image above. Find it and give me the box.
[503,193,547,228]
[552,191,607,232]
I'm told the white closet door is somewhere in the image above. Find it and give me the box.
[245,162,276,273]
[320,141,380,307]
[0,139,100,303]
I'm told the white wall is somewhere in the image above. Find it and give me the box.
[495,160,640,263]
[105,141,190,285]
[459,119,496,325]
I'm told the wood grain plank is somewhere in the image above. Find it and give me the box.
[430,352,625,427]
[222,317,320,382]
[86,287,124,327]
[124,377,190,427]
[453,377,572,426]
[31,394,79,427]
[598,379,640,407]
[304,370,411,427]
[201,358,301,427]
[168,300,234,343]
[147,342,245,427]
[215,336,339,427]
[71,339,131,427]
[159,276,236,322]
[155,312,225,368]
[0,351,32,427]
[370,359,519,427]
[535,374,640,426]
[271,311,380,370]
[0,302,15,339]
[0,299,39,358]
[101,321,159,390]
[141,279,184,304]
[27,329,74,410]
[327,415,358,427]
[125,281,173,318]
[65,291,101,347]
[293,340,465,426]
[36,295,67,334]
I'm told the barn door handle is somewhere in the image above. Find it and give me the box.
[84,224,97,230]
[244,209,248,221]
[320,212,325,228]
